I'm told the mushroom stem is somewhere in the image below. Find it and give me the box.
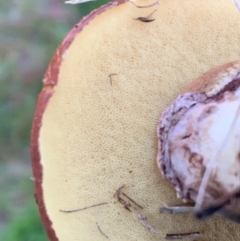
[195,103,240,211]
[233,0,240,12]
[196,188,240,220]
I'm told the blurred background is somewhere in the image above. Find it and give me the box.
[0,0,109,240]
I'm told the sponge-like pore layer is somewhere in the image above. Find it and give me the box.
[32,0,240,240]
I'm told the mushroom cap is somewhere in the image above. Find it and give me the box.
[31,0,240,240]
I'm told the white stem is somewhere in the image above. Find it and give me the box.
[233,0,240,12]
[195,103,240,211]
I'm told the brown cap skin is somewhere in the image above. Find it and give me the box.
[31,0,240,240]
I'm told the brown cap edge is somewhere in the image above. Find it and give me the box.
[30,1,127,240]
[182,60,240,96]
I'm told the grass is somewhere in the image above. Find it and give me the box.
[1,200,48,241]
[0,157,48,240]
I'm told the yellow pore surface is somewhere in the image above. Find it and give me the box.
[39,0,240,240]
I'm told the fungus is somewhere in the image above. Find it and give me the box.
[158,60,240,222]
[31,0,240,240]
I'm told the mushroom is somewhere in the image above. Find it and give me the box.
[158,60,240,222]
[31,0,240,240]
